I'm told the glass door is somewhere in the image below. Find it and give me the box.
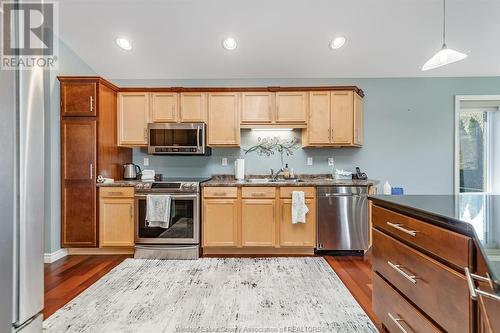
[135,195,199,244]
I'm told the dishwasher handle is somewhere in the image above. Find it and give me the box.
[322,193,367,197]
[317,186,369,197]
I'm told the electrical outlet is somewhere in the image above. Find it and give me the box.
[143,157,149,166]
[307,157,313,166]
[328,158,334,166]
[222,157,228,166]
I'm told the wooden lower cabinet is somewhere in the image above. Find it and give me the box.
[202,198,239,247]
[371,203,474,333]
[99,188,134,247]
[279,199,315,247]
[241,199,276,247]
[373,273,443,333]
[62,180,96,247]
[202,186,315,255]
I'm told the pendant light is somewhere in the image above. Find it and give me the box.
[422,0,467,71]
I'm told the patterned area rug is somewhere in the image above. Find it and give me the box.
[44,257,377,333]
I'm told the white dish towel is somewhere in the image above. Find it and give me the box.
[291,191,309,224]
[146,194,171,229]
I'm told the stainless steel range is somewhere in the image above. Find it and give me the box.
[134,178,208,259]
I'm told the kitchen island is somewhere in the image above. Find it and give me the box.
[370,194,500,333]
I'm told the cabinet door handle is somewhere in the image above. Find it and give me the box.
[387,222,418,237]
[388,313,410,333]
[144,128,148,141]
[464,267,500,302]
[89,163,93,179]
[129,206,133,219]
[388,261,418,284]
[89,96,94,112]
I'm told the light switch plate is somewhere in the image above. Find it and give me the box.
[222,157,228,166]
[307,157,313,166]
[143,157,149,166]
[328,158,334,166]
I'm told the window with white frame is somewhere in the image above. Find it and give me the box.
[455,97,500,194]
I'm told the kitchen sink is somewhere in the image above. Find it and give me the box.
[245,178,304,183]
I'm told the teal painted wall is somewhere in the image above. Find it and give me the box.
[114,77,500,195]
[45,40,96,253]
[46,43,500,253]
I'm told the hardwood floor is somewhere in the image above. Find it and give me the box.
[324,253,382,330]
[44,254,131,318]
[44,253,380,331]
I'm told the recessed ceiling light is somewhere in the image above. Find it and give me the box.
[116,38,132,51]
[329,36,346,50]
[222,37,237,50]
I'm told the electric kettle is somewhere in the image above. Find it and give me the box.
[123,163,141,180]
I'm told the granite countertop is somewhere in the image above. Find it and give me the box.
[369,194,500,295]
[96,180,140,187]
[200,174,379,187]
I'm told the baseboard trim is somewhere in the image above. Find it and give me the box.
[44,249,69,263]
[202,247,315,256]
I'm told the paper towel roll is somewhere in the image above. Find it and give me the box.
[235,159,245,180]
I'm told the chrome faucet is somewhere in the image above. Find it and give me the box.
[270,168,284,181]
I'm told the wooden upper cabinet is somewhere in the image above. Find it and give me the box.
[151,93,178,122]
[117,92,150,146]
[275,92,307,123]
[279,198,315,247]
[307,91,331,144]
[61,81,97,116]
[303,90,363,147]
[207,92,240,146]
[354,93,364,146]
[241,199,276,247]
[180,92,206,122]
[331,90,354,144]
[241,92,273,124]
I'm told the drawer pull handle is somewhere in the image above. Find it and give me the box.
[388,313,411,333]
[213,192,227,196]
[388,261,418,284]
[108,191,124,195]
[251,192,267,196]
[464,267,500,302]
[387,222,418,237]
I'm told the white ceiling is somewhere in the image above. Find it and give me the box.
[58,0,500,79]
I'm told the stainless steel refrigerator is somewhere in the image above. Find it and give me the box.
[0,37,45,333]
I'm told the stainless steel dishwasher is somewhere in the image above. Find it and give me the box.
[317,186,369,252]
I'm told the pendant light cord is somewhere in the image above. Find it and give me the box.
[442,0,447,47]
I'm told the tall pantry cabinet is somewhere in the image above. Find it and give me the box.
[59,76,131,247]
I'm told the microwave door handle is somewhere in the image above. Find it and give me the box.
[196,126,202,148]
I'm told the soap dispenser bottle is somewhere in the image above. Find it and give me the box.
[283,164,290,179]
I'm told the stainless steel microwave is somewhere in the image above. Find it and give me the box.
[147,123,211,155]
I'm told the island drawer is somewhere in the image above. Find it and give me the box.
[242,187,276,198]
[100,187,134,198]
[372,205,471,268]
[203,187,238,198]
[373,273,443,333]
[280,187,315,198]
[373,229,470,333]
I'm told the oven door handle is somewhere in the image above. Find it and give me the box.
[135,194,198,199]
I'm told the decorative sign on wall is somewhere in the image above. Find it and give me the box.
[244,136,299,166]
